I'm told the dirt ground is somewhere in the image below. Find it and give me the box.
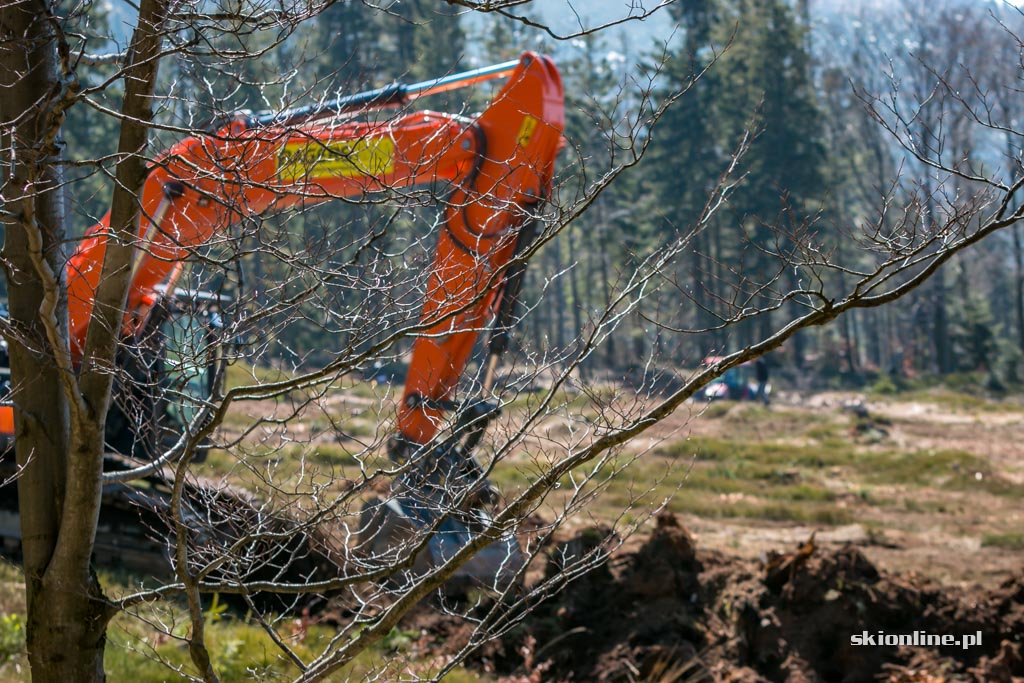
[402,390,1024,683]
[220,384,1024,681]
[624,391,1024,588]
[418,512,1024,683]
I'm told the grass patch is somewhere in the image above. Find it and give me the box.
[558,452,851,526]
[488,464,534,492]
[307,415,379,440]
[804,422,847,442]
[0,562,24,617]
[0,564,491,682]
[503,385,610,414]
[902,498,949,514]
[657,436,860,469]
[680,463,835,502]
[667,491,853,525]
[657,437,1023,498]
[859,449,1024,497]
[105,616,486,682]
[981,532,1024,550]
[224,361,296,392]
[699,402,733,419]
[893,388,1023,413]
[302,443,359,468]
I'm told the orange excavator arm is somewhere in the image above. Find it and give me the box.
[58,52,564,449]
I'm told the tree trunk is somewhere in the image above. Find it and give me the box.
[0,3,110,680]
[550,241,567,356]
[1,0,168,677]
[567,224,587,379]
[1013,225,1024,356]
[932,267,952,375]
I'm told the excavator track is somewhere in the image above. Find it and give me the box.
[0,452,344,594]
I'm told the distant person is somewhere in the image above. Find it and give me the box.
[890,347,905,379]
[755,357,770,405]
[722,367,741,398]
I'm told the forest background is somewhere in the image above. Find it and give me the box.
[44,0,1024,396]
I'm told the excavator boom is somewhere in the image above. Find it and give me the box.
[62,52,563,448]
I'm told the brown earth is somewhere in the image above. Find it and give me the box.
[222,385,1024,680]
[616,391,1024,588]
[396,389,1024,682]
[414,512,1024,683]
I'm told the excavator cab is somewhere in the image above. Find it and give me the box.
[105,288,227,462]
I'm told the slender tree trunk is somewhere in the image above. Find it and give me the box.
[841,306,858,378]
[0,3,112,679]
[932,267,952,374]
[550,242,566,356]
[596,210,616,370]
[567,224,587,379]
[711,220,725,351]
[689,233,707,341]
[1013,225,1024,356]
[1,0,168,677]
[1001,132,1024,360]
[921,189,952,375]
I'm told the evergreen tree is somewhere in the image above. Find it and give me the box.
[646,0,724,357]
[714,0,826,345]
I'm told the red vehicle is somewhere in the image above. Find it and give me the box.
[0,54,565,588]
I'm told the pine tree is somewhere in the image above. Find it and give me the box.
[646,0,725,357]
[713,0,826,346]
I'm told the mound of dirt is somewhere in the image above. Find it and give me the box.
[437,512,1024,682]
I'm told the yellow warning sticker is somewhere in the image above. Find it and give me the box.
[277,137,395,181]
[516,115,538,147]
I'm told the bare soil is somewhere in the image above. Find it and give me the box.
[404,390,1024,682]
[414,512,1023,682]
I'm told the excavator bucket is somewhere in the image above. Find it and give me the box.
[358,495,525,596]
[357,435,525,595]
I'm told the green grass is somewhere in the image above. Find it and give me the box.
[981,532,1024,550]
[657,435,859,468]
[502,385,613,415]
[302,443,360,468]
[533,401,1024,529]
[858,449,1024,497]
[655,436,1024,498]
[803,422,847,441]
[0,558,488,682]
[103,616,486,681]
[679,463,835,502]
[669,491,853,525]
[902,498,949,514]
[514,443,852,527]
[224,361,297,392]
[306,415,379,440]
[699,402,732,419]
